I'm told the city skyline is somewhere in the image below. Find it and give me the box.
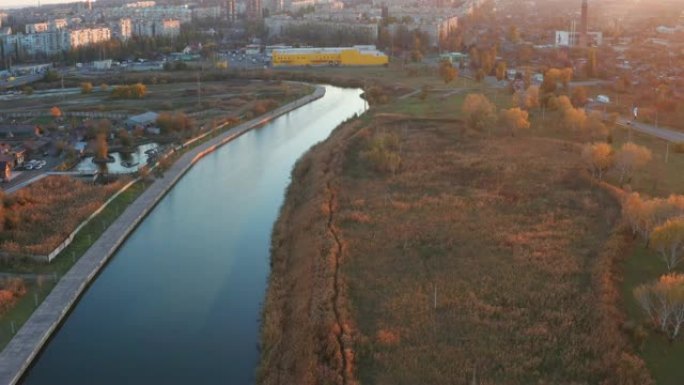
[0,0,87,10]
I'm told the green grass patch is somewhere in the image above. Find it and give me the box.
[621,242,684,385]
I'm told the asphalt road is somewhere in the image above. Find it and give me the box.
[618,118,684,143]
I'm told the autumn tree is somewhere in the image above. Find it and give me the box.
[623,193,651,239]
[563,106,588,134]
[634,273,684,339]
[81,82,93,94]
[615,143,652,184]
[507,25,520,43]
[495,61,507,81]
[94,133,109,161]
[586,48,598,78]
[650,218,684,271]
[462,93,496,132]
[438,60,458,84]
[525,85,540,110]
[111,83,147,99]
[156,112,194,135]
[571,86,588,107]
[559,68,573,89]
[541,68,561,94]
[586,111,608,140]
[499,108,530,136]
[50,106,62,119]
[581,142,613,180]
[475,69,485,82]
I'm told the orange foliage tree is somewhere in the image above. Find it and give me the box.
[581,142,613,180]
[498,107,530,136]
[50,106,62,119]
[650,218,684,271]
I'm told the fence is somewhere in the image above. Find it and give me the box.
[2,111,127,120]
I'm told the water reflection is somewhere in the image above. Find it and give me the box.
[75,142,160,173]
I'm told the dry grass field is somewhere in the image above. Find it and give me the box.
[0,79,309,128]
[260,111,649,384]
[0,176,125,257]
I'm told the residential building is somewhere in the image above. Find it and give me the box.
[69,27,111,50]
[132,19,180,38]
[112,18,132,41]
[247,0,262,20]
[265,15,379,42]
[192,6,222,20]
[125,1,156,8]
[227,0,237,22]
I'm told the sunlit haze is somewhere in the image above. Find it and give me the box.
[0,0,85,9]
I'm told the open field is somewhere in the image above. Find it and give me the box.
[0,79,309,127]
[260,100,650,384]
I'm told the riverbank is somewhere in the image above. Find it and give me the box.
[0,85,325,385]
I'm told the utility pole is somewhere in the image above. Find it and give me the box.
[433,283,437,310]
[665,142,670,164]
[197,72,201,108]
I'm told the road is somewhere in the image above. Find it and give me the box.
[587,103,684,142]
[617,118,684,143]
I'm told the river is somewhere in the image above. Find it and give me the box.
[20,85,366,385]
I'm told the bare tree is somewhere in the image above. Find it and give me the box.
[650,218,684,271]
[634,273,684,340]
[615,143,652,184]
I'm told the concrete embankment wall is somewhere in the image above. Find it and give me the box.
[0,85,326,385]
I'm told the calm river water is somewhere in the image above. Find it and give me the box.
[21,85,366,385]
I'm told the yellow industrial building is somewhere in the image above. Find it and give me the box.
[271,45,388,67]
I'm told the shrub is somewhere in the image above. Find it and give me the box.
[81,82,93,94]
[111,83,147,99]
[672,142,684,154]
[361,133,401,174]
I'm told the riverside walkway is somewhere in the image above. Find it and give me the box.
[0,85,326,385]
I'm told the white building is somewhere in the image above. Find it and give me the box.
[554,30,603,47]
[69,27,112,50]
[125,1,156,8]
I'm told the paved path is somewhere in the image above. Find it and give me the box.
[586,103,684,142]
[617,118,684,143]
[0,86,326,385]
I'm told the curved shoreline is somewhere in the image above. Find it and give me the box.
[0,85,326,385]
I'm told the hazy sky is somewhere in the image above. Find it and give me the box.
[0,0,85,9]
